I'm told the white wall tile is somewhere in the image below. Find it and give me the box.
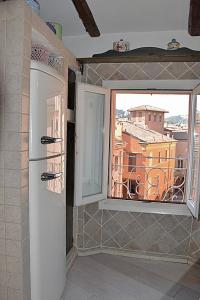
[6,223,22,241]
[7,287,23,300]
[5,206,21,224]
[0,239,6,255]
[0,223,5,239]
[6,256,23,274]
[6,240,22,258]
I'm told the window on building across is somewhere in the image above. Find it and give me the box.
[178,159,184,169]
[128,153,136,172]
[158,152,161,163]
[165,150,168,161]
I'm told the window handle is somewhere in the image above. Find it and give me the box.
[41,172,63,181]
[41,136,63,144]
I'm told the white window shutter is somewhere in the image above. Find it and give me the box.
[74,83,110,206]
[187,84,200,218]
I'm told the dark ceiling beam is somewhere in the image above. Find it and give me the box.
[188,0,200,36]
[71,0,100,37]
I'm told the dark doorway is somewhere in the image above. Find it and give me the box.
[66,122,75,255]
[66,68,76,255]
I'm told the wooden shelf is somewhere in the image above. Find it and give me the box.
[77,47,200,64]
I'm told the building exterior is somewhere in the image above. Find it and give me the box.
[110,105,189,202]
[118,121,176,201]
[128,105,168,134]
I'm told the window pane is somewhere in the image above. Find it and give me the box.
[82,92,105,197]
[110,92,189,203]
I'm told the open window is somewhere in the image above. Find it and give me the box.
[186,84,200,218]
[74,83,110,206]
[75,82,200,219]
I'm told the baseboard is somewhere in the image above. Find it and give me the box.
[188,257,200,267]
[60,247,78,300]
[66,246,78,274]
[78,247,188,264]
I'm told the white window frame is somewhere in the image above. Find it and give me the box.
[75,79,200,217]
[186,84,200,218]
[74,83,110,206]
[101,80,200,216]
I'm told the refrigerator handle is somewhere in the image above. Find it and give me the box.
[41,172,63,181]
[41,136,63,144]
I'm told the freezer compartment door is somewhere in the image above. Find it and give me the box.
[29,155,66,300]
[30,68,65,159]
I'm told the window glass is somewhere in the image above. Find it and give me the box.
[110,92,189,203]
[82,92,104,197]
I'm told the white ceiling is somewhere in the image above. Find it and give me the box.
[39,0,190,37]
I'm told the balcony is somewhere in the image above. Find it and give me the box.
[110,154,187,203]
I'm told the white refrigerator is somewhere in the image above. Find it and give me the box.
[29,61,66,300]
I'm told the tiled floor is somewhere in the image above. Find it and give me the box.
[64,254,200,300]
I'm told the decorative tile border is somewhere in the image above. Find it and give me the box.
[83,62,200,86]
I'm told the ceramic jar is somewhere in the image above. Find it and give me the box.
[113,39,130,52]
[167,39,181,50]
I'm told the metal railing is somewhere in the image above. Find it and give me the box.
[111,154,187,203]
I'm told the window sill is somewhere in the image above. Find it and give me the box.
[99,199,191,216]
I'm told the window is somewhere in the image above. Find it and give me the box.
[115,156,119,171]
[158,152,161,163]
[154,114,157,122]
[110,91,190,205]
[159,115,162,122]
[165,150,168,161]
[75,83,110,206]
[75,85,200,219]
[132,111,136,118]
[187,86,200,218]
[148,114,151,121]
[128,153,136,172]
[129,180,137,194]
[177,159,184,169]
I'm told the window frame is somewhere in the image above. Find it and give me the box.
[75,80,200,216]
[102,88,195,216]
[128,153,137,172]
[74,83,110,206]
[186,84,200,218]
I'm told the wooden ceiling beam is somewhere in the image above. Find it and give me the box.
[71,0,100,37]
[188,0,200,36]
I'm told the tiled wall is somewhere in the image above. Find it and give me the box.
[83,62,200,85]
[189,220,200,263]
[77,203,193,260]
[76,61,200,262]
[0,1,31,299]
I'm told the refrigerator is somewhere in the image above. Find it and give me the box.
[29,61,66,300]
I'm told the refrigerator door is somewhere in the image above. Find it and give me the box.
[30,62,65,160]
[29,154,66,300]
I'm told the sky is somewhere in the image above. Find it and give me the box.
[116,93,190,117]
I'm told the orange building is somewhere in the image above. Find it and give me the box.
[121,121,177,201]
[111,103,179,202]
[111,119,126,198]
[128,105,168,134]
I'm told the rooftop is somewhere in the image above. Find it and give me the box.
[128,105,169,113]
[122,122,176,144]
